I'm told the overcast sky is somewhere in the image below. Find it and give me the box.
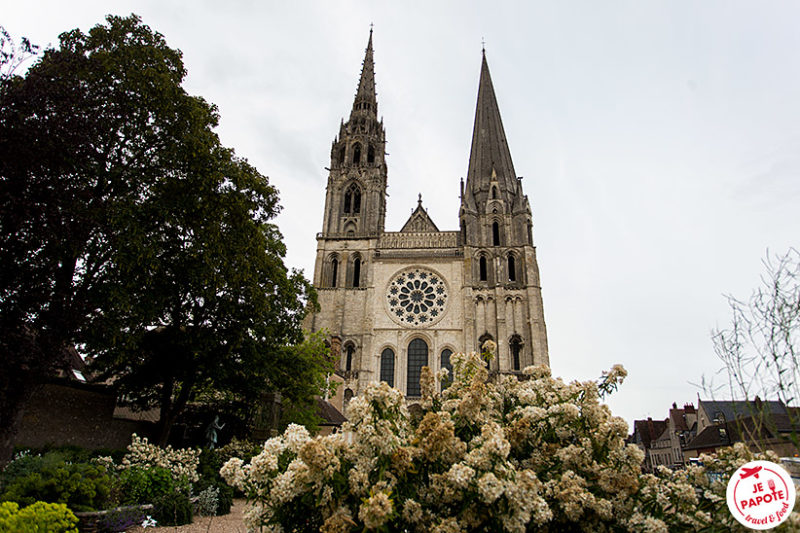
[5,1,800,427]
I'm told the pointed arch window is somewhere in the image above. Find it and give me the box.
[338,146,346,165]
[407,339,428,397]
[352,142,362,164]
[353,258,361,287]
[510,336,522,371]
[344,343,355,372]
[492,221,500,246]
[329,257,339,288]
[343,184,361,215]
[492,186,498,199]
[507,254,516,282]
[441,349,453,390]
[479,256,488,282]
[367,144,375,164]
[380,348,395,387]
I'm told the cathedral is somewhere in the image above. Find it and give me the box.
[307,32,549,400]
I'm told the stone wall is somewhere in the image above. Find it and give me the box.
[15,382,154,451]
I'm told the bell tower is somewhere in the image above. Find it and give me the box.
[460,50,549,367]
[320,30,387,238]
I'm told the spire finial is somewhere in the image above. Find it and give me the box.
[418,193,423,207]
[481,37,486,54]
[351,28,377,118]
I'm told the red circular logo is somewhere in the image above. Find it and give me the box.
[727,460,796,529]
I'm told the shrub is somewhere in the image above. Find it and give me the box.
[0,501,78,533]
[121,434,200,485]
[221,352,800,532]
[215,482,234,516]
[1,460,111,512]
[217,437,260,466]
[195,485,219,516]
[152,491,193,526]
[117,466,175,505]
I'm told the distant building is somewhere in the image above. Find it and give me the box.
[682,398,799,461]
[629,417,668,472]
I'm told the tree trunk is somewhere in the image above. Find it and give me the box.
[0,377,39,467]
[155,375,195,447]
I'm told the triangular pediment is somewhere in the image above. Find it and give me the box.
[401,197,439,233]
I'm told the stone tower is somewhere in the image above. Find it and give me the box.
[309,35,548,401]
[459,51,549,368]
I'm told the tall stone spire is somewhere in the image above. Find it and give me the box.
[464,51,519,201]
[351,30,377,119]
[320,28,387,238]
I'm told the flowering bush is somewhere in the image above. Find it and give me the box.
[120,434,200,485]
[221,351,800,532]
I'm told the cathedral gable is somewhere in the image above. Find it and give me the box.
[400,196,440,233]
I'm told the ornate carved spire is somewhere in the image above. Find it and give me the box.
[351,29,377,119]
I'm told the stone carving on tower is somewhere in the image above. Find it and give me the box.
[308,35,549,405]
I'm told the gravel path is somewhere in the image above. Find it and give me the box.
[127,499,248,533]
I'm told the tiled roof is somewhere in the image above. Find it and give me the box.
[632,418,668,448]
[700,399,788,423]
[316,399,347,426]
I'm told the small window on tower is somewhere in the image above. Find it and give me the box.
[492,222,500,246]
[507,255,516,282]
[338,147,346,165]
[344,183,361,215]
[330,258,339,288]
[352,143,362,164]
[344,343,355,372]
[367,144,375,164]
[353,258,361,287]
[492,186,498,199]
[479,256,487,282]
[510,336,522,371]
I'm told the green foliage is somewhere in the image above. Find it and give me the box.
[215,483,234,516]
[1,11,318,458]
[117,466,175,505]
[195,485,219,516]
[217,438,260,466]
[276,330,336,431]
[195,448,233,515]
[0,501,78,533]
[0,459,110,512]
[153,490,193,526]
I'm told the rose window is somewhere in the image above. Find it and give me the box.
[386,268,448,327]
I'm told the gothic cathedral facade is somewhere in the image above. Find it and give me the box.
[307,33,549,399]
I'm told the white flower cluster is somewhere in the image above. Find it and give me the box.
[120,433,200,483]
[220,353,800,532]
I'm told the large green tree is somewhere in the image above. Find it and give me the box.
[0,14,325,459]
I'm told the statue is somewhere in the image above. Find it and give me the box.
[204,415,225,449]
